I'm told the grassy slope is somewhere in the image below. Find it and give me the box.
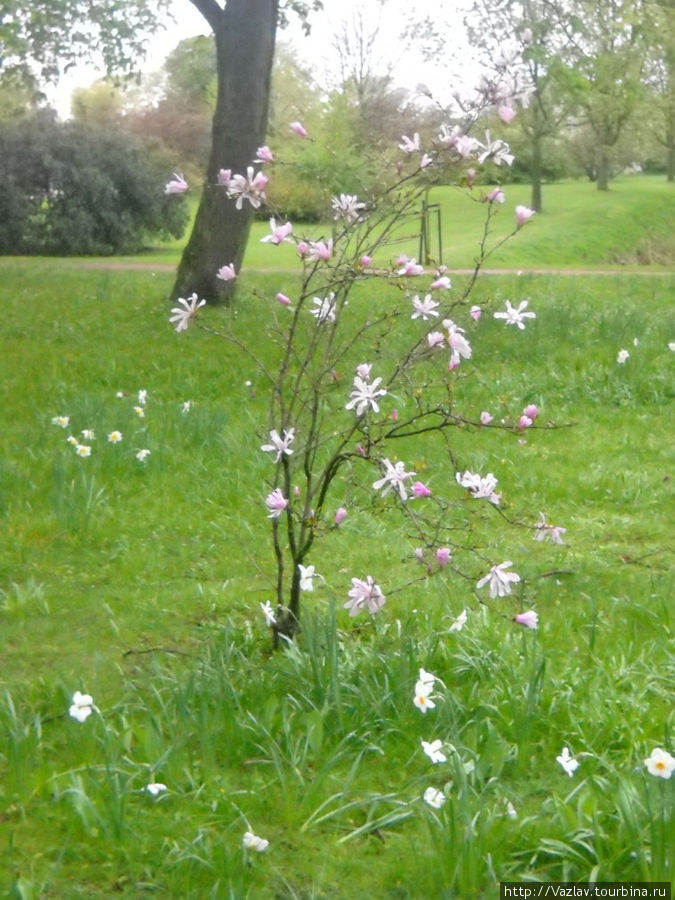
[1,261,673,896]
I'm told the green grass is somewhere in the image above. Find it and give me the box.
[0,259,674,897]
[38,174,675,273]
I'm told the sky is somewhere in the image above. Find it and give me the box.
[46,0,477,118]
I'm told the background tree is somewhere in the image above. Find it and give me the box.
[643,0,675,180]
[554,0,647,190]
[0,111,188,254]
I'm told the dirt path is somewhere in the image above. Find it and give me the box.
[71,260,674,277]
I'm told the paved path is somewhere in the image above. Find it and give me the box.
[71,261,674,277]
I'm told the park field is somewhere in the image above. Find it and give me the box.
[0,233,674,894]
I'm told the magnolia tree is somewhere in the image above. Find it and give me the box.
[168,81,566,646]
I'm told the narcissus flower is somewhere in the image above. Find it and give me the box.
[476,561,521,598]
[514,610,538,629]
[146,783,167,796]
[449,609,467,632]
[243,831,270,852]
[423,787,446,809]
[81,429,96,440]
[644,748,675,779]
[298,564,321,592]
[75,444,92,457]
[260,600,276,626]
[344,575,385,617]
[136,449,151,462]
[69,691,96,722]
[422,739,447,764]
[265,488,288,518]
[52,415,70,428]
[617,349,630,364]
[413,681,436,714]
[107,431,123,443]
[170,293,206,332]
[556,746,579,777]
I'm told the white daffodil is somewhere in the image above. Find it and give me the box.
[556,746,579,777]
[145,782,167,796]
[421,739,447,764]
[644,747,675,779]
[69,691,96,722]
[242,831,269,852]
[449,609,468,632]
[423,786,446,809]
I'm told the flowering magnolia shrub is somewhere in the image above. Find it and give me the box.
[168,80,568,645]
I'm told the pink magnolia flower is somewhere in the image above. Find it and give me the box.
[494,300,536,329]
[420,153,433,169]
[391,408,398,422]
[276,292,291,306]
[331,193,365,223]
[261,218,293,245]
[289,120,308,137]
[477,131,514,166]
[515,205,536,227]
[297,240,308,258]
[344,575,386,617]
[411,481,432,498]
[307,239,333,262]
[360,255,372,267]
[265,488,288,518]
[470,305,482,321]
[456,470,501,505]
[334,507,347,525]
[399,132,421,153]
[466,167,477,187]
[216,263,236,282]
[355,363,372,379]
[372,458,416,502]
[480,410,493,425]
[217,168,232,187]
[345,374,387,416]
[397,258,424,276]
[411,294,440,321]
[498,105,517,124]
[254,145,275,163]
[523,404,539,420]
[443,319,472,369]
[487,188,505,204]
[430,275,451,290]
[227,167,268,209]
[414,547,425,562]
[436,547,451,567]
[164,173,188,194]
[514,610,538,629]
[427,331,445,349]
[534,512,567,545]
[518,414,533,429]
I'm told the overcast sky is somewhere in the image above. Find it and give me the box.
[46,0,477,117]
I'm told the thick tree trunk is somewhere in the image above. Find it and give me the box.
[596,147,611,191]
[172,0,279,303]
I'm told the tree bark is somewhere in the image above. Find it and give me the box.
[172,0,279,303]
[596,146,610,191]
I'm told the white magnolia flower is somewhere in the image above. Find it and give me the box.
[298,564,321,592]
[456,470,501,505]
[145,782,167,796]
[69,691,96,722]
[421,739,447,764]
[52,415,70,428]
[411,294,440,321]
[423,787,446,809]
[260,601,276,626]
[534,512,567,544]
[345,375,387,417]
[310,293,337,324]
[476,130,514,166]
[242,831,269,852]
[107,431,123,443]
[136,449,151,462]
[449,609,468,632]
[169,293,206,333]
[260,428,295,463]
[331,193,366,223]
[476,561,521,598]
[644,747,675,779]
[556,746,580,777]
[399,132,421,153]
[493,300,536,330]
[373,458,416,502]
[227,167,268,209]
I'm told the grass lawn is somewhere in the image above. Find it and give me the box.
[0,254,673,896]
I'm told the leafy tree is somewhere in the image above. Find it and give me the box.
[71,80,124,125]
[0,0,322,302]
[0,111,187,254]
[643,0,675,180]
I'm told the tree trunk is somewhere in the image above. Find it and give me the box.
[172,0,279,303]
[530,134,543,212]
[596,147,611,191]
